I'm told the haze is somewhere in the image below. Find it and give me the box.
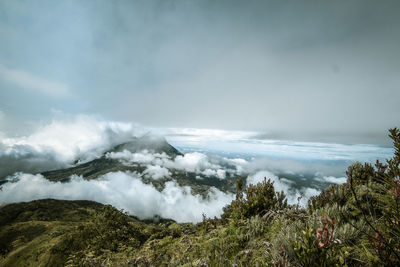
[1,0,399,145]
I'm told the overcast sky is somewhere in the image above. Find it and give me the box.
[0,0,399,145]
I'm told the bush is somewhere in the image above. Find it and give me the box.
[346,128,400,265]
[227,178,288,219]
[83,205,148,252]
[52,205,150,265]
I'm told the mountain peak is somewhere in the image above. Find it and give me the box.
[111,135,182,157]
[41,135,183,182]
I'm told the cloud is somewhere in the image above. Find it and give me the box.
[315,176,347,185]
[143,165,171,180]
[107,149,231,180]
[0,115,139,178]
[202,169,226,179]
[0,65,71,98]
[169,152,220,173]
[106,149,168,165]
[166,129,394,162]
[102,141,355,204]
[0,172,234,223]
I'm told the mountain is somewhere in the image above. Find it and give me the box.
[40,135,239,195]
[110,134,183,157]
[41,135,180,182]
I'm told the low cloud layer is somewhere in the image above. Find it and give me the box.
[107,150,230,180]
[0,172,234,223]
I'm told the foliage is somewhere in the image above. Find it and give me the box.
[228,177,288,219]
[345,128,400,265]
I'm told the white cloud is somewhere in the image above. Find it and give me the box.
[0,172,234,223]
[216,169,226,179]
[0,115,139,177]
[200,169,226,179]
[143,165,171,179]
[316,176,347,185]
[170,152,213,172]
[247,170,280,188]
[103,149,326,207]
[106,150,173,168]
[1,115,136,162]
[0,65,71,98]
[298,187,321,207]
[106,149,158,165]
[107,149,231,180]
[226,158,248,175]
[202,169,217,177]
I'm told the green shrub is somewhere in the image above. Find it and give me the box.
[345,128,400,265]
[52,205,150,265]
[227,178,288,219]
[83,205,148,252]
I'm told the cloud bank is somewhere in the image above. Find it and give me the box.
[0,172,234,223]
[106,150,231,180]
[0,115,140,178]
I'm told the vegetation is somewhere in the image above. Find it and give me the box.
[1,128,400,266]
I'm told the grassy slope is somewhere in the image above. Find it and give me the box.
[0,199,277,266]
[0,199,104,266]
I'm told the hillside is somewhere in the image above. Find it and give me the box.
[0,128,399,266]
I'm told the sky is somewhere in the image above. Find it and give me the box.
[0,0,399,144]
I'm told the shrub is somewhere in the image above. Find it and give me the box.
[347,128,400,265]
[308,184,350,212]
[83,205,148,252]
[228,178,288,219]
[52,205,150,265]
